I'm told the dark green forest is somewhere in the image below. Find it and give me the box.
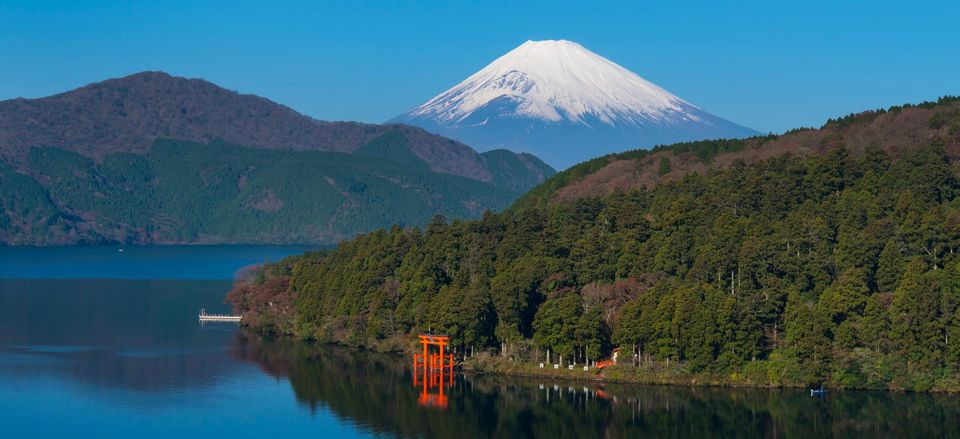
[0,137,552,245]
[229,99,960,391]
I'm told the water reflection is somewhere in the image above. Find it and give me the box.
[412,334,454,409]
[235,332,960,439]
[0,279,378,437]
[0,279,242,394]
[412,361,454,409]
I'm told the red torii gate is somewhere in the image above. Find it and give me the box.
[412,334,454,408]
[414,334,453,371]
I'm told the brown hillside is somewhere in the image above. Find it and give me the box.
[553,98,960,203]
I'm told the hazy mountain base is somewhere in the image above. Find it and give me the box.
[227,98,960,392]
[398,102,758,170]
[0,138,550,245]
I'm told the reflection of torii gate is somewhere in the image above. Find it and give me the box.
[412,334,454,409]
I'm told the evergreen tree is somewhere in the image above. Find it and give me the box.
[876,240,903,292]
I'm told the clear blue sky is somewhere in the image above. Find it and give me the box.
[1,0,957,134]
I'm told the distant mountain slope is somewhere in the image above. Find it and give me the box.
[0,72,555,245]
[0,139,544,245]
[0,71,551,183]
[393,40,758,169]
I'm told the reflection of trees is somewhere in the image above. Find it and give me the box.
[233,331,960,438]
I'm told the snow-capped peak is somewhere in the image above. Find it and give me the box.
[408,39,700,126]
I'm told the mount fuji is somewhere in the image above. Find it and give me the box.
[392,40,760,169]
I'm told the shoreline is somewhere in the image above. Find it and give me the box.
[460,356,960,394]
[275,333,960,395]
[459,355,798,390]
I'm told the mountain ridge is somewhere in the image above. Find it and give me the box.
[0,71,553,184]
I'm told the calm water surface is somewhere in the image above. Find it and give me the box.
[2,246,960,438]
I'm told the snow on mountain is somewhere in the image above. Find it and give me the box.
[408,40,696,126]
[393,40,759,169]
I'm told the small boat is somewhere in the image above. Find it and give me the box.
[810,385,827,397]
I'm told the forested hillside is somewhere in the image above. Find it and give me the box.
[229,97,960,390]
[0,138,550,245]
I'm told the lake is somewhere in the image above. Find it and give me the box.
[1,246,959,438]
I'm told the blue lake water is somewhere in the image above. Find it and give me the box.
[0,245,320,279]
[2,246,960,438]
